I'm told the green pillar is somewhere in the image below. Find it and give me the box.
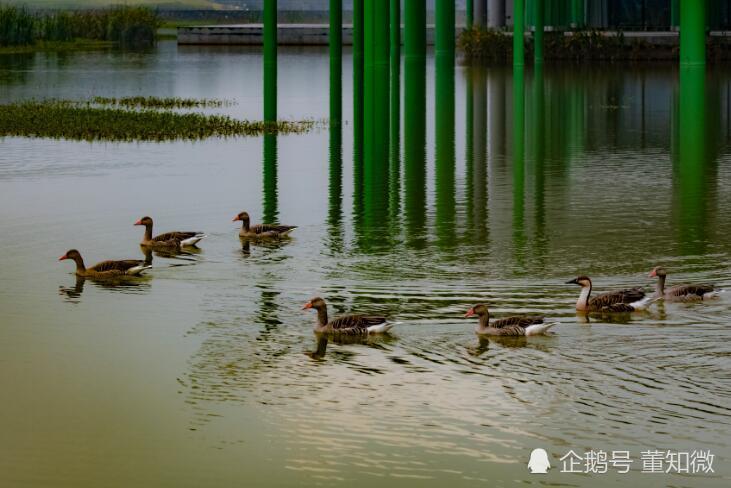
[514,0,524,66]
[363,0,390,232]
[571,0,583,28]
[353,0,364,171]
[330,0,342,125]
[436,0,455,57]
[680,0,706,66]
[263,0,277,122]
[404,0,426,59]
[467,0,474,27]
[671,0,679,30]
[534,0,544,64]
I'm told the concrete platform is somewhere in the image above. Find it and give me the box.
[177,23,436,45]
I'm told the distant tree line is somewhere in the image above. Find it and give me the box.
[0,4,161,47]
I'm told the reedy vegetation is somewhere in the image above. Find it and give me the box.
[0,99,317,142]
[0,4,160,47]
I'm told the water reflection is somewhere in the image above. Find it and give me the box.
[435,51,455,249]
[403,56,427,247]
[262,133,278,223]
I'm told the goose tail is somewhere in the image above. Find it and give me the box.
[630,295,660,311]
[181,234,206,247]
[128,264,152,276]
[367,321,398,334]
[524,321,559,336]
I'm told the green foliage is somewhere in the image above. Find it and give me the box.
[0,4,161,47]
[0,99,317,142]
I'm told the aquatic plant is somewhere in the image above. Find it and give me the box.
[91,96,233,109]
[0,100,317,142]
[0,4,161,47]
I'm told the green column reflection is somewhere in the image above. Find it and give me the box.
[352,0,364,227]
[512,66,526,258]
[362,0,390,242]
[435,47,455,247]
[674,65,709,253]
[262,133,278,223]
[468,66,487,242]
[389,0,401,226]
[404,56,426,245]
[531,64,546,261]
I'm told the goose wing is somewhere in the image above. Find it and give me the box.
[89,259,144,273]
[251,224,297,235]
[667,284,714,298]
[152,231,201,243]
[328,314,387,332]
[492,324,528,336]
[589,288,645,308]
[491,315,544,329]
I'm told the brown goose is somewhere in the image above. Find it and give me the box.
[567,275,655,312]
[649,266,719,302]
[464,304,557,336]
[233,211,296,239]
[59,249,150,278]
[135,216,205,249]
[302,297,393,335]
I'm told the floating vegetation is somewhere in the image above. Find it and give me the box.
[0,4,160,48]
[91,96,234,109]
[0,100,317,142]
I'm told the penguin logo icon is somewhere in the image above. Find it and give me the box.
[527,448,551,474]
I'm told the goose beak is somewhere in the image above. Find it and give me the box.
[232,215,241,222]
[134,219,142,226]
[302,302,312,310]
[464,308,475,318]
[58,254,67,261]
[649,270,657,278]
[566,278,579,285]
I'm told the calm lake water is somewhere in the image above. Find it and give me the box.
[1,41,730,487]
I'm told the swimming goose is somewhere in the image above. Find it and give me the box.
[464,304,557,336]
[302,297,393,335]
[233,211,296,239]
[567,275,655,312]
[59,249,151,278]
[649,266,719,301]
[135,216,205,249]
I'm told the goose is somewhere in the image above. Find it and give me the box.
[464,304,557,336]
[567,275,655,312]
[302,297,394,335]
[649,266,719,301]
[135,216,205,249]
[59,249,151,278]
[233,211,296,239]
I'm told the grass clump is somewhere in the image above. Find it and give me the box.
[0,100,316,142]
[0,4,161,48]
[91,96,233,109]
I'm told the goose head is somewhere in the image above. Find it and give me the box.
[302,297,327,311]
[134,216,153,226]
[464,303,489,318]
[566,275,592,288]
[649,266,667,278]
[232,211,250,223]
[58,249,81,261]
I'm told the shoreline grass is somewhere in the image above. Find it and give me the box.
[91,96,234,109]
[0,100,317,142]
